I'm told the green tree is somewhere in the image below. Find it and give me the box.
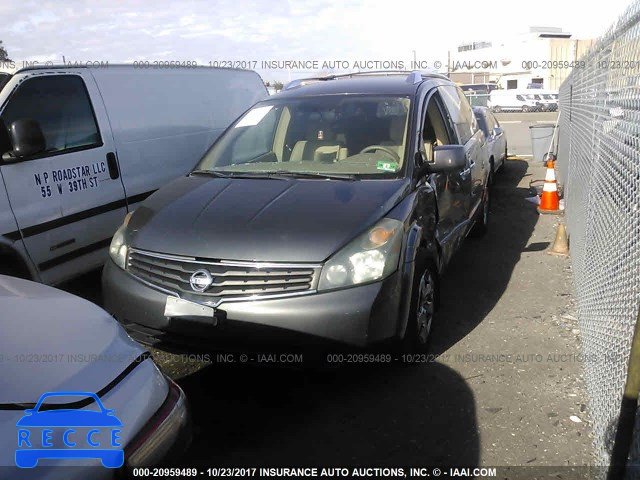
[0,41,12,62]
[273,81,284,91]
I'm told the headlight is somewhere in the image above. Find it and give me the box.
[109,212,133,270]
[124,378,191,467]
[318,218,403,291]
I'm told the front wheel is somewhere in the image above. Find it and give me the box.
[400,255,438,353]
[522,105,530,113]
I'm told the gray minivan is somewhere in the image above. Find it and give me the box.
[102,71,491,353]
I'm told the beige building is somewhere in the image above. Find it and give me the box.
[448,27,595,91]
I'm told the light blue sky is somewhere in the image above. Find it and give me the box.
[1,0,633,82]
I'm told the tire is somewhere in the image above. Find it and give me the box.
[470,172,492,237]
[0,255,31,279]
[493,106,502,113]
[499,144,508,172]
[400,253,438,353]
[522,105,530,113]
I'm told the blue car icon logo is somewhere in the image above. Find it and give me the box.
[15,391,124,468]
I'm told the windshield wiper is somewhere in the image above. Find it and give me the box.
[262,170,357,181]
[190,170,287,180]
[191,170,233,178]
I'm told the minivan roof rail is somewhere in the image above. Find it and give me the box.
[283,70,448,90]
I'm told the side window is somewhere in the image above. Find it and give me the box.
[438,86,475,144]
[1,75,101,157]
[422,94,453,162]
[484,113,495,132]
[458,88,479,134]
[516,95,525,101]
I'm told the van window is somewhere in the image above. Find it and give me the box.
[1,75,101,157]
[439,86,476,144]
[516,95,525,101]
[197,95,411,177]
[422,94,453,162]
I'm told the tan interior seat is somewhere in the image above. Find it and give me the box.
[424,123,437,161]
[289,126,348,162]
[289,140,348,162]
[381,115,406,157]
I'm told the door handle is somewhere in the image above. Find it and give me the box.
[106,152,120,180]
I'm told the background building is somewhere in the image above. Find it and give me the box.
[449,27,595,91]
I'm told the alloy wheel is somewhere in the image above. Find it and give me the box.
[416,269,436,345]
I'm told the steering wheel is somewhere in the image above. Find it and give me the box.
[359,145,400,162]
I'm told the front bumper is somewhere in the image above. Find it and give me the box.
[102,260,404,349]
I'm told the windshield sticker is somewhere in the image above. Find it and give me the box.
[377,161,399,172]
[234,106,273,128]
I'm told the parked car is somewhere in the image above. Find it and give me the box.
[0,274,190,477]
[540,92,558,111]
[488,90,539,112]
[473,106,508,173]
[0,65,267,285]
[102,71,491,353]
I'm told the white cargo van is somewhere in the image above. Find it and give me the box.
[488,90,539,113]
[0,65,267,284]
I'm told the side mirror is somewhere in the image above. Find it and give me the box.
[493,127,503,137]
[428,145,466,173]
[2,119,46,161]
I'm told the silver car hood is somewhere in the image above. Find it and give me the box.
[0,275,146,404]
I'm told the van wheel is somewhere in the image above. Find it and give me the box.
[400,253,438,353]
[0,255,31,279]
[493,106,501,113]
[470,172,492,237]
[522,105,530,113]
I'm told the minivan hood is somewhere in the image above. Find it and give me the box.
[0,276,146,404]
[128,175,410,262]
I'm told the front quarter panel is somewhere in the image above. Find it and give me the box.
[385,186,439,339]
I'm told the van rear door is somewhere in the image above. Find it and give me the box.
[0,71,127,284]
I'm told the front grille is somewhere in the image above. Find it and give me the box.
[127,249,320,301]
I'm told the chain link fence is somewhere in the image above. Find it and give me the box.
[557,0,640,469]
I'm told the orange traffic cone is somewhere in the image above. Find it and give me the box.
[537,159,561,214]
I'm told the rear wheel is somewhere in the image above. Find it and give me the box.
[499,144,508,172]
[522,105,530,113]
[470,172,492,237]
[492,106,502,113]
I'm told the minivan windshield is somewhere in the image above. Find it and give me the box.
[196,95,412,177]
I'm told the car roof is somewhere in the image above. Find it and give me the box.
[276,71,451,98]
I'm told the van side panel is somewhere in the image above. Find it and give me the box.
[0,169,36,278]
[90,67,268,205]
